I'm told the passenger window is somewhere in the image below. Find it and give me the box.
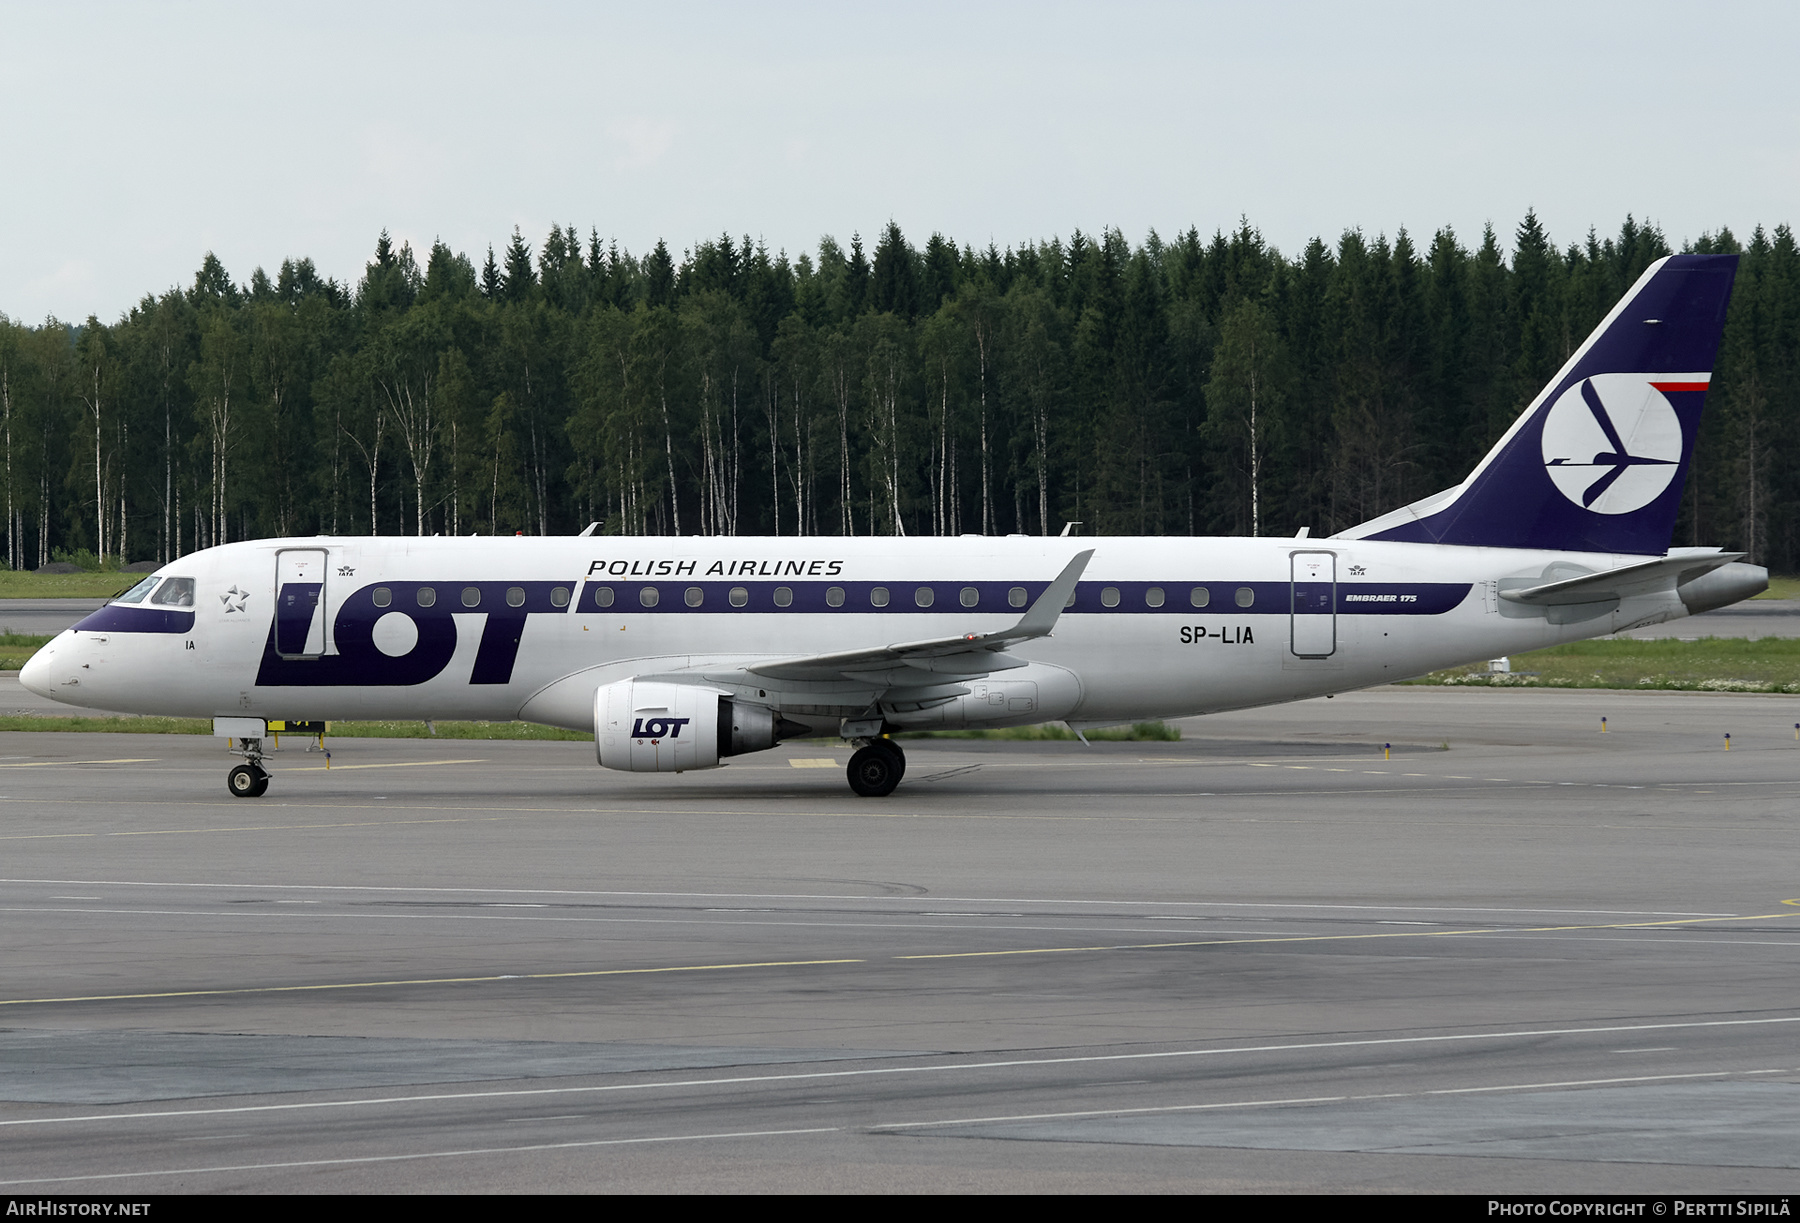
[960,587,978,607]
[1146,586,1165,608]
[550,586,570,608]
[685,587,703,607]
[870,586,889,607]
[1008,587,1026,608]
[1190,586,1210,608]
[594,586,614,608]
[462,587,482,608]
[1101,586,1120,608]
[150,577,195,607]
[639,586,659,608]
[506,587,526,608]
[373,587,392,608]
[773,586,793,608]
[826,586,845,607]
[115,576,159,604]
[914,586,934,608]
[1235,586,1254,608]
[728,586,748,607]
[417,586,437,608]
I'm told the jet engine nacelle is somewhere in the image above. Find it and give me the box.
[593,679,805,773]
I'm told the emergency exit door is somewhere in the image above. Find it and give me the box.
[1290,550,1336,658]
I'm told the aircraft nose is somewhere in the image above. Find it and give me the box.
[20,637,61,699]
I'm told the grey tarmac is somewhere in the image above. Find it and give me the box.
[0,685,1797,1192]
[0,598,107,637]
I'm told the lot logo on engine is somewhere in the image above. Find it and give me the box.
[631,716,690,740]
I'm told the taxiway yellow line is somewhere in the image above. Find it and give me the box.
[0,758,158,768]
[285,759,487,771]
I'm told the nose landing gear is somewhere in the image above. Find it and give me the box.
[227,737,269,798]
[228,762,268,798]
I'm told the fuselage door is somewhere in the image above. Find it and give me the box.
[1290,550,1336,658]
[275,549,328,659]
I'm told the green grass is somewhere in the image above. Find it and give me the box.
[0,572,144,599]
[1756,575,1800,600]
[0,633,53,669]
[0,716,213,734]
[325,721,589,741]
[1414,635,1800,692]
[897,720,1180,741]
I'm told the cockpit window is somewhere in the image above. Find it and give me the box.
[150,577,195,607]
[114,576,160,604]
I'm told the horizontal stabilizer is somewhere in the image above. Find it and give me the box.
[1500,549,1744,606]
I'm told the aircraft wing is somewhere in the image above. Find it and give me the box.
[743,549,1094,683]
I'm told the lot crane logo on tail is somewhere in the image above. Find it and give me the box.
[1539,374,1686,515]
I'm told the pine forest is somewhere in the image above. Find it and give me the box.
[0,213,1794,572]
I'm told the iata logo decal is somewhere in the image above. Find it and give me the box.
[1540,374,1684,515]
[631,716,690,740]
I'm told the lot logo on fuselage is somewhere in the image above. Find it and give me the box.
[1539,375,1682,515]
[631,716,689,740]
[257,580,563,688]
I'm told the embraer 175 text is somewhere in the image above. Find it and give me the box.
[23,255,1764,798]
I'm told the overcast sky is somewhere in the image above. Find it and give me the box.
[3,0,1795,323]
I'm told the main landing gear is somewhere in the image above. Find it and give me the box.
[847,738,906,798]
[227,737,269,799]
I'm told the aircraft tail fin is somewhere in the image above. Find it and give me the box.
[1334,253,1738,554]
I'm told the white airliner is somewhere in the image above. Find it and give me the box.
[22,254,1764,798]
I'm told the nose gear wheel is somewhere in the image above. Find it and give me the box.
[228,762,268,798]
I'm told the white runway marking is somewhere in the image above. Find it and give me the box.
[0,879,1738,918]
[869,1068,1796,1131]
[6,1015,1798,1131]
[0,1127,842,1187]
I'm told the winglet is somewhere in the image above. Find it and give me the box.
[1011,549,1093,639]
